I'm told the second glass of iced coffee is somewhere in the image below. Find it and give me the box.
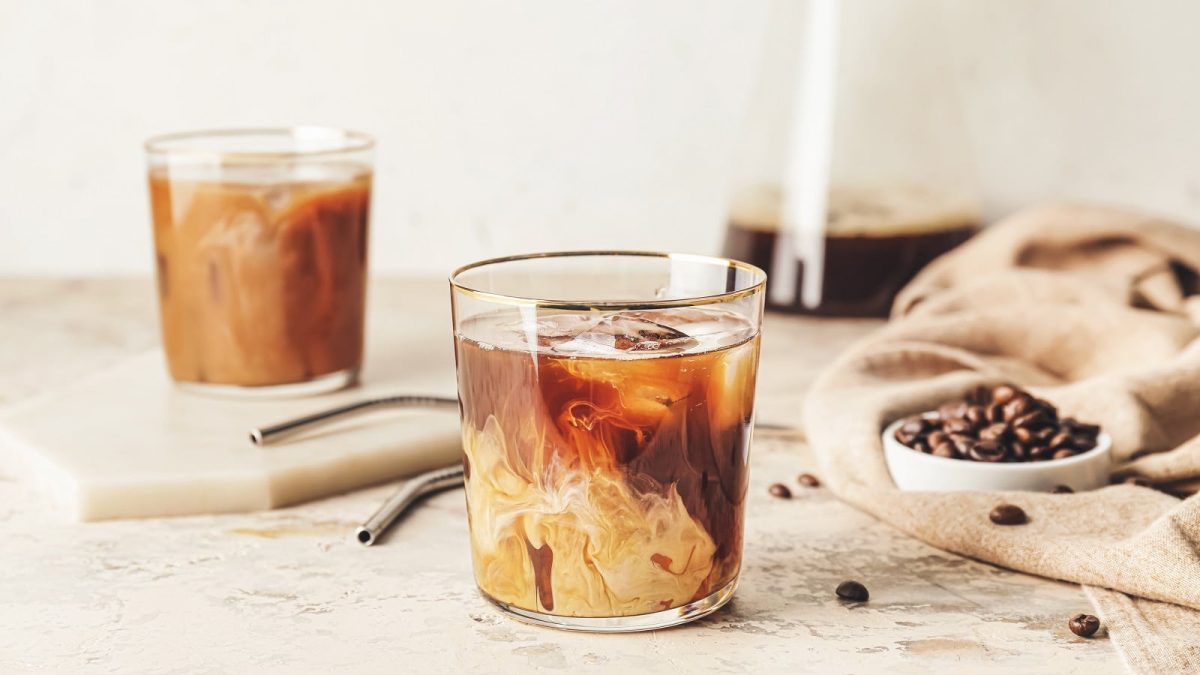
[146,127,373,396]
[451,252,766,631]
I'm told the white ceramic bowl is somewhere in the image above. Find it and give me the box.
[882,416,1112,492]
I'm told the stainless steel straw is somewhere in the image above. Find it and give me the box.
[249,395,463,546]
[249,395,458,446]
[353,464,465,546]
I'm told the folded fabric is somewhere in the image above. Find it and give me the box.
[803,204,1200,673]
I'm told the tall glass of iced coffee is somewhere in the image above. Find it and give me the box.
[145,128,373,395]
[450,252,766,631]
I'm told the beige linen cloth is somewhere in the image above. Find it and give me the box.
[802,204,1200,673]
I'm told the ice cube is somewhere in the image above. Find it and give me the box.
[551,313,699,356]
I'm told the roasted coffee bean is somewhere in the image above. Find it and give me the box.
[927,431,947,448]
[1051,484,1074,494]
[1013,410,1047,429]
[914,441,931,454]
[1035,427,1055,442]
[965,405,988,427]
[944,417,973,434]
[951,435,975,456]
[979,423,1010,443]
[1028,444,1052,461]
[1070,421,1101,438]
[968,440,1007,463]
[899,416,928,436]
[798,473,821,488]
[989,503,1027,525]
[938,401,968,420]
[991,384,1019,405]
[836,580,869,602]
[768,483,792,499]
[1003,396,1033,421]
[1049,430,1073,450]
[987,403,1006,423]
[932,443,956,458]
[1013,427,1034,444]
[1009,442,1029,461]
[1071,434,1096,451]
[1068,613,1100,638]
[894,429,916,446]
[1052,448,1075,460]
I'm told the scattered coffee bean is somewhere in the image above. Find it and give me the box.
[1051,484,1074,494]
[768,483,792,499]
[836,580,869,602]
[989,503,1027,525]
[892,384,1103,465]
[797,473,821,488]
[1068,613,1101,638]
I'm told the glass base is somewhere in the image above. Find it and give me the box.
[481,577,737,633]
[174,367,359,399]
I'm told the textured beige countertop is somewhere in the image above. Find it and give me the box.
[0,278,1120,673]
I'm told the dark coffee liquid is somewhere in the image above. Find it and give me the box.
[723,223,975,317]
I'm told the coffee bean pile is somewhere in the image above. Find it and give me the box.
[894,384,1101,463]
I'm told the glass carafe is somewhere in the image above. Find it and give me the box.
[723,0,980,317]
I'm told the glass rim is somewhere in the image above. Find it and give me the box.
[144,126,375,160]
[449,250,767,310]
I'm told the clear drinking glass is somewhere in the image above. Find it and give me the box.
[450,252,766,632]
[145,127,373,396]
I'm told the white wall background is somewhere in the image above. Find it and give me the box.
[2,0,1200,276]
